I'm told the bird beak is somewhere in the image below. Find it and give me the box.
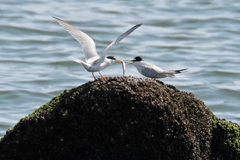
[125,59,133,65]
[115,59,123,63]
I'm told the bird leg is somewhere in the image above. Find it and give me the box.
[98,72,105,79]
[92,72,97,80]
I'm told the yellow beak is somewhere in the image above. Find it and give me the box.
[125,59,133,65]
[115,59,123,63]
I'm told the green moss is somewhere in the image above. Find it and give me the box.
[213,118,240,149]
[0,76,240,159]
[210,115,240,159]
[33,95,60,114]
[20,92,63,122]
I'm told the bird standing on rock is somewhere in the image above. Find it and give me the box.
[126,56,188,80]
[53,16,142,80]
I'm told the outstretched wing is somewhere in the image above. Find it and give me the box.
[53,17,99,64]
[97,23,142,62]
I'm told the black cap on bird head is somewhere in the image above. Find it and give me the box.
[107,56,116,60]
[107,56,122,63]
[133,56,143,61]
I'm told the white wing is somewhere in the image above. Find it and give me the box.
[140,63,164,77]
[141,62,187,77]
[53,17,99,64]
[97,23,142,63]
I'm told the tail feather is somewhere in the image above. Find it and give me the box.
[174,68,188,74]
[68,56,83,65]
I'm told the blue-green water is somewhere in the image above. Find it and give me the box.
[1,0,240,137]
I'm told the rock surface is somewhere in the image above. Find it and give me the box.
[0,76,239,160]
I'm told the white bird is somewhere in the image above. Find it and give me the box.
[53,16,142,80]
[126,56,188,80]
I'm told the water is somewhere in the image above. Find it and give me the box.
[0,0,240,137]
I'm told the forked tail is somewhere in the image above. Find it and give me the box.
[68,56,83,65]
[174,68,188,74]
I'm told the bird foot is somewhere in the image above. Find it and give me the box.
[101,75,105,79]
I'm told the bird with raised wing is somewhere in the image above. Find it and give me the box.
[126,56,188,80]
[53,17,141,80]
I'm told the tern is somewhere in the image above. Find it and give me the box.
[53,17,141,80]
[126,56,188,80]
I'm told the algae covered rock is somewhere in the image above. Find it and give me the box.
[0,76,239,160]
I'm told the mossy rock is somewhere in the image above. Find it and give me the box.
[0,76,239,160]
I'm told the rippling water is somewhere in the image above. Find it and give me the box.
[1,0,240,137]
